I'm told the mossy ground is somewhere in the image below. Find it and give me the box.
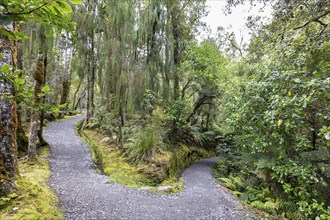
[80,128,155,188]
[0,148,63,220]
[78,121,215,193]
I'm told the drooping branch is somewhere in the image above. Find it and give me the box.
[181,79,193,100]
[187,94,217,123]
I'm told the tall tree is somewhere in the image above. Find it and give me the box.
[28,25,46,160]
[0,23,19,196]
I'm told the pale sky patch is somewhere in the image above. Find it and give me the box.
[200,0,272,44]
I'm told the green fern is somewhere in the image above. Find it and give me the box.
[219,175,246,191]
[250,200,279,214]
[219,177,237,190]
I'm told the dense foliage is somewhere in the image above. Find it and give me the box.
[217,0,330,219]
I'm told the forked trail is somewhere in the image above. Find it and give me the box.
[44,116,257,220]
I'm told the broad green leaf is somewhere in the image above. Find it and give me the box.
[42,85,51,92]
[15,78,25,85]
[0,64,11,73]
[51,107,59,114]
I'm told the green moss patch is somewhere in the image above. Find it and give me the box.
[0,148,63,220]
[168,144,215,178]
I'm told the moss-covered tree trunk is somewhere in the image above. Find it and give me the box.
[59,79,70,118]
[170,4,182,101]
[72,80,81,111]
[86,36,95,124]
[38,47,47,146]
[28,26,46,160]
[28,60,44,160]
[59,33,73,119]
[0,24,19,196]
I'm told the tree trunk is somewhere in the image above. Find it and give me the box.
[28,61,44,160]
[118,98,124,149]
[74,86,86,111]
[163,15,171,101]
[60,33,74,118]
[59,80,70,118]
[28,24,46,160]
[147,7,161,93]
[72,81,81,111]
[16,26,29,156]
[86,70,91,124]
[86,32,95,124]
[171,7,181,101]
[90,30,95,118]
[28,111,39,160]
[0,23,19,196]
[38,45,47,146]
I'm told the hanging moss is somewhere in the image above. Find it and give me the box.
[32,61,44,84]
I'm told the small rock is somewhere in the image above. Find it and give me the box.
[138,186,152,191]
[156,186,172,191]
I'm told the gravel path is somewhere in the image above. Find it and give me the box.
[44,116,258,220]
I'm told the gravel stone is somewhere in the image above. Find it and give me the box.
[156,186,172,191]
[44,116,259,220]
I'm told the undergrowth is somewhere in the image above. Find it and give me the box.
[76,119,214,193]
[76,120,155,188]
[0,148,63,220]
[214,138,330,220]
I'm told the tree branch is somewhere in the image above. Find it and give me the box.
[5,2,51,16]
[293,10,330,30]
[181,79,193,100]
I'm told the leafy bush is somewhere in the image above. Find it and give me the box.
[218,28,330,218]
[172,125,219,149]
